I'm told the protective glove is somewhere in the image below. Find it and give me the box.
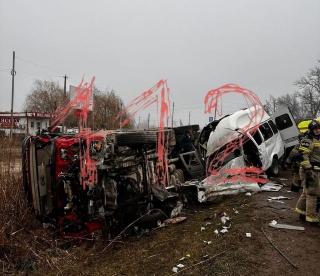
[305,170,315,188]
[290,183,300,192]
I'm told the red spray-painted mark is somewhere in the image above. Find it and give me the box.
[204,84,268,185]
[51,77,95,132]
[51,77,98,190]
[115,80,171,186]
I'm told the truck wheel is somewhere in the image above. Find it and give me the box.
[116,132,158,146]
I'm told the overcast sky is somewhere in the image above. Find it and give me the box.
[1,0,320,127]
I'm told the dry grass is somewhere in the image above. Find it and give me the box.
[0,139,262,276]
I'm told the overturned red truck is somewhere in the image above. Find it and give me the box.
[22,126,205,240]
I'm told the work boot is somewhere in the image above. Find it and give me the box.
[299,214,306,221]
[290,184,300,192]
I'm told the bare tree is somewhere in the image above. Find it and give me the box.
[264,95,278,115]
[24,80,135,130]
[265,93,309,119]
[92,88,134,130]
[24,80,64,113]
[294,60,320,118]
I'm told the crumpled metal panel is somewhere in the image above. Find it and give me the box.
[197,156,261,203]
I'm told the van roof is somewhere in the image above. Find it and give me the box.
[206,105,270,156]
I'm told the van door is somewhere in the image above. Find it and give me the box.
[248,130,268,168]
[270,106,300,149]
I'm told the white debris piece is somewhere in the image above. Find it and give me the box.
[268,196,290,200]
[220,228,228,233]
[172,267,178,273]
[214,229,219,235]
[201,227,205,231]
[270,220,277,225]
[246,233,251,237]
[177,264,185,268]
[221,216,230,224]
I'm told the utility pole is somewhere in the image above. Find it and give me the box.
[188,112,190,125]
[171,102,174,127]
[10,51,16,140]
[119,100,122,131]
[147,113,150,130]
[62,75,67,133]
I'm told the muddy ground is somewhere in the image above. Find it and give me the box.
[4,168,320,276]
[241,168,320,276]
[96,168,320,276]
[63,168,320,276]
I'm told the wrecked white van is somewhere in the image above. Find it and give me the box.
[195,105,300,202]
[209,105,284,175]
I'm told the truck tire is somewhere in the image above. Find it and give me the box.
[116,132,158,146]
[116,129,175,147]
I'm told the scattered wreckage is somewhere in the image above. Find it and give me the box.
[22,105,300,240]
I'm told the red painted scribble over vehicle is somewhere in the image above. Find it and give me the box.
[203,84,267,184]
[115,80,172,186]
[51,77,95,132]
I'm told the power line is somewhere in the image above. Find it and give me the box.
[15,70,63,78]
[15,56,84,86]
[16,56,64,75]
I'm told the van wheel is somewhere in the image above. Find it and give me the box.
[268,158,279,176]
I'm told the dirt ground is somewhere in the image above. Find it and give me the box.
[242,168,320,276]
[4,167,320,276]
[83,168,320,276]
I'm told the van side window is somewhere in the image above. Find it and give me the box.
[274,114,293,130]
[251,130,262,145]
[259,122,273,140]
[268,120,278,134]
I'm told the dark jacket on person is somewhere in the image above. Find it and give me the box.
[178,133,192,152]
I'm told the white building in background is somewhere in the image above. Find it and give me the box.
[0,112,51,136]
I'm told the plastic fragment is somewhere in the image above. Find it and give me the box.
[246,233,251,237]
[220,228,228,233]
[201,227,205,231]
[177,264,185,268]
[245,192,252,196]
[214,229,219,235]
[172,267,178,273]
[270,220,277,225]
[221,216,230,224]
